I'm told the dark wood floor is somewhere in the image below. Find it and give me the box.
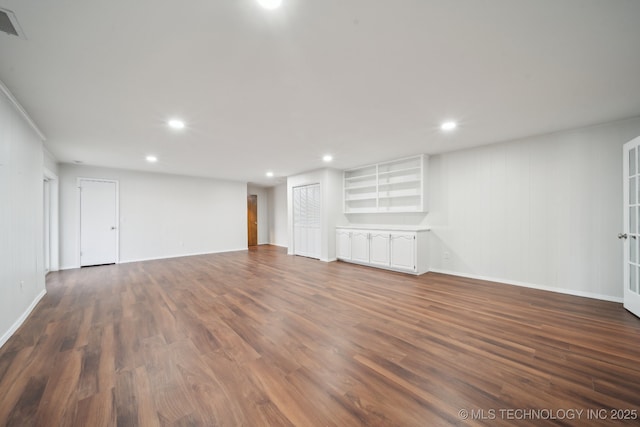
[1,245,639,426]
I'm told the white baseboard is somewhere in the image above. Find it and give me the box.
[428,268,623,303]
[0,289,47,349]
[268,243,288,248]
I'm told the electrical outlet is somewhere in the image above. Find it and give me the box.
[443,251,450,261]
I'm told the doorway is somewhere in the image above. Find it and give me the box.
[43,179,51,273]
[79,178,119,266]
[247,195,258,247]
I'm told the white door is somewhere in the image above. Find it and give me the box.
[623,137,640,318]
[336,230,352,260]
[293,184,321,259]
[390,232,416,272]
[370,232,390,267]
[351,231,370,263]
[80,179,118,266]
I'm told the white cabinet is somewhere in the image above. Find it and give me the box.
[351,231,370,263]
[369,232,390,267]
[335,227,429,275]
[336,229,352,260]
[390,233,416,272]
[344,155,428,214]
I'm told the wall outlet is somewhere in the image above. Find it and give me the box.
[443,251,450,261]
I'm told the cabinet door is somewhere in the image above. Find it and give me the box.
[336,230,352,260]
[351,231,370,263]
[390,232,416,272]
[370,233,390,267]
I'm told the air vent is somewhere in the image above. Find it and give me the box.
[0,8,26,39]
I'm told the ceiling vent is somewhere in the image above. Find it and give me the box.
[0,8,26,39]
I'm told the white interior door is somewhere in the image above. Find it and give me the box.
[293,184,321,259]
[80,179,118,266]
[623,136,640,318]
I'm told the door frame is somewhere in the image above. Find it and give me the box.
[43,167,59,273]
[623,136,640,318]
[247,194,258,247]
[77,177,120,267]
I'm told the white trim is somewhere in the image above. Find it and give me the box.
[77,178,120,266]
[0,289,47,349]
[0,78,46,141]
[43,167,59,272]
[428,268,623,303]
[268,243,288,248]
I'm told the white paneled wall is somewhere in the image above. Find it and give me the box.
[0,85,47,347]
[428,117,640,301]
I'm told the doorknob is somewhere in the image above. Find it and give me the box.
[618,233,628,239]
[111,226,116,230]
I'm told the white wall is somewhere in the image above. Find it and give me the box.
[428,116,640,301]
[267,182,288,247]
[59,164,247,268]
[0,84,47,347]
[247,184,269,245]
[287,168,346,261]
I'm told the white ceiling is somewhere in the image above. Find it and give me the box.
[1,0,639,186]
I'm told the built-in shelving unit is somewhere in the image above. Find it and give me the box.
[343,154,427,214]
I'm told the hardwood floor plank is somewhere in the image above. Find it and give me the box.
[0,245,639,426]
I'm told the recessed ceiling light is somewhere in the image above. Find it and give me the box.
[168,119,185,130]
[323,155,333,162]
[257,0,282,10]
[266,171,274,177]
[440,121,457,131]
[146,155,158,163]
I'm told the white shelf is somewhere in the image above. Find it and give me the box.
[378,189,420,198]
[343,154,428,214]
[378,166,421,176]
[345,182,377,190]
[345,193,377,201]
[378,176,421,186]
[345,173,377,181]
